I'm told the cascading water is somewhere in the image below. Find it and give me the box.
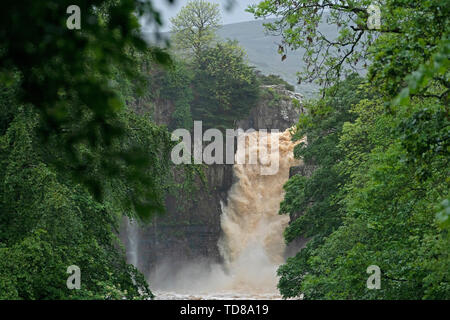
[150,128,302,299]
[217,128,301,294]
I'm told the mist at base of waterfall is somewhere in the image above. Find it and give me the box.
[147,244,283,299]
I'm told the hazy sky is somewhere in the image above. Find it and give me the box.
[148,0,260,31]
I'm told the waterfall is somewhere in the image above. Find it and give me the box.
[150,128,302,299]
[218,128,301,293]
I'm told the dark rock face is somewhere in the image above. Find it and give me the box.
[121,85,304,276]
[135,164,234,274]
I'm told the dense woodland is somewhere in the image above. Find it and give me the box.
[0,0,449,299]
[256,0,449,299]
[0,0,285,299]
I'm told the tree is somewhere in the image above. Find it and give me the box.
[278,73,449,299]
[170,0,221,59]
[257,0,449,299]
[0,0,173,219]
[0,105,154,299]
[191,40,260,130]
[0,0,202,299]
[248,0,449,97]
[278,75,370,297]
[300,91,448,299]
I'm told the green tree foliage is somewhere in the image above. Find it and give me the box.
[0,106,154,299]
[0,0,174,218]
[278,75,371,297]
[0,60,200,298]
[279,78,449,299]
[0,0,203,299]
[191,40,260,130]
[169,1,263,131]
[170,0,221,59]
[258,0,450,299]
[306,95,447,299]
[147,60,194,131]
[249,0,449,94]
